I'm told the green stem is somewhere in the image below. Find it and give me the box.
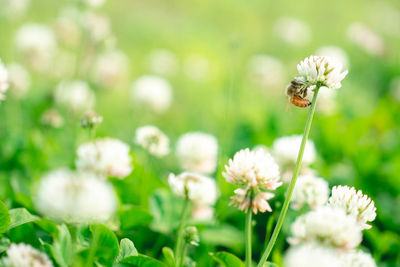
[257,88,320,267]
[245,209,253,267]
[85,225,100,267]
[174,197,190,267]
[178,244,187,267]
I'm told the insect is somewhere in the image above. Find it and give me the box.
[286,79,311,108]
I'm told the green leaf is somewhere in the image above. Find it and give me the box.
[0,200,10,233]
[119,206,153,230]
[263,262,279,267]
[50,225,74,267]
[91,224,119,265]
[200,224,244,248]
[210,252,244,267]
[116,238,138,263]
[161,247,175,267]
[8,208,39,230]
[120,255,166,267]
[0,238,10,253]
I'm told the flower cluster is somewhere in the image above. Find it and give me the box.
[2,243,54,267]
[54,80,95,113]
[0,59,9,101]
[34,169,118,223]
[176,132,218,175]
[328,185,377,229]
[223,148,281,213]
[76,137,133,179]
[296,55,348,89]
[291,174,330,210]
[134,125,170,157]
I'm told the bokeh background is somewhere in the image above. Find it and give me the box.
[0,0,400,266]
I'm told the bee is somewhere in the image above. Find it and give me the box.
[286,79,311,108]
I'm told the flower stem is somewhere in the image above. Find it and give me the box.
[174,197,190,267]
[257,87,320,267]
[245,210,253,267]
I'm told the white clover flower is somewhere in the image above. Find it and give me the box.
[274,17,311,46]
[191,205,214,221]
[3,243,53,267]
[131,75,173,113]
[92,49,129,89]
[134,125,170,157]
[296,56,348,89]
[7,63,30,98]
[1,0,30,18]
[168,172,218,206]
[76,138,133,179]
[183,55,210,81]
[176,132,218,175]
[54,6,81,47]
[316,46,349,68]
[328,185,377,230]
[0,59,9,101]
[15,24,57,72]
[291,174,329,210]
[272,135,316,170]
[83,12,111,42]
[223,148,281,190]
[147,49,179,76]
[340,250,377,267]
[290,206,362,250]
[231,188,275,214]
[284,244,341,267]
[54,80,95,113]
[84,0,106,8]
[35,169,117,223]
[347,23,385,56]
[247,54,286,89]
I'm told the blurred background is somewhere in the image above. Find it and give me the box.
[0,0,399,266]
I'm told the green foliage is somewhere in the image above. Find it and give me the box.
[119,207,153,230]
[0,200,10,234]
[89,224,120,266]
[210,251,245,267]
[7,208,39,230]
[116,238,138,263]
[45,225,74,267]
[118,255,167,267]
[161,247,175,267]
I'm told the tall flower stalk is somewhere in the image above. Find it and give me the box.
[257,87,320,266]
[174,197,191,267]
[245,204,253,267]
[257,55,348,266]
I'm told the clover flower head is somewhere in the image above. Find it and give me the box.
[290,206,362,250]
[3,243,53,267]
[284,243,341,267]
[340,250,377,267]
[328,185,377,230]
[291,174,330,210]
[296,55,348,89]
[134,125,170,157]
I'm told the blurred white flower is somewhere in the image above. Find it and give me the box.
[147,49,179,76]
[15,24,57,72]
[83,12,111,42]
[284,243,341,267]
[274,17,311,46]
[168,172,218,206]
[76,138,132,179]
[272,135,316,170]
[223,148,281,190]
[328,185,376,230]
[7,63,30,98]
[176,132,218,175]
[54,6,81,47]
[191,205,214,221]
[183,55,210,81]
[41,109,64,128]
[247,54,286,89]
[54,80,95,113]
[3,243,53,267]
[316,46,349,68]
[296,56,348,89]
[134,125,170,157]
[291,174,329,210]
[389,76,400,103]
[1,0,30,17]
[131,75,173,113]
[35,169,118,223]
[92,49,130,89]
[290,206,362,250]
[0,59,9,101]
[85,0,106,8]
[347,23,385,56]
[340,250,377,267]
